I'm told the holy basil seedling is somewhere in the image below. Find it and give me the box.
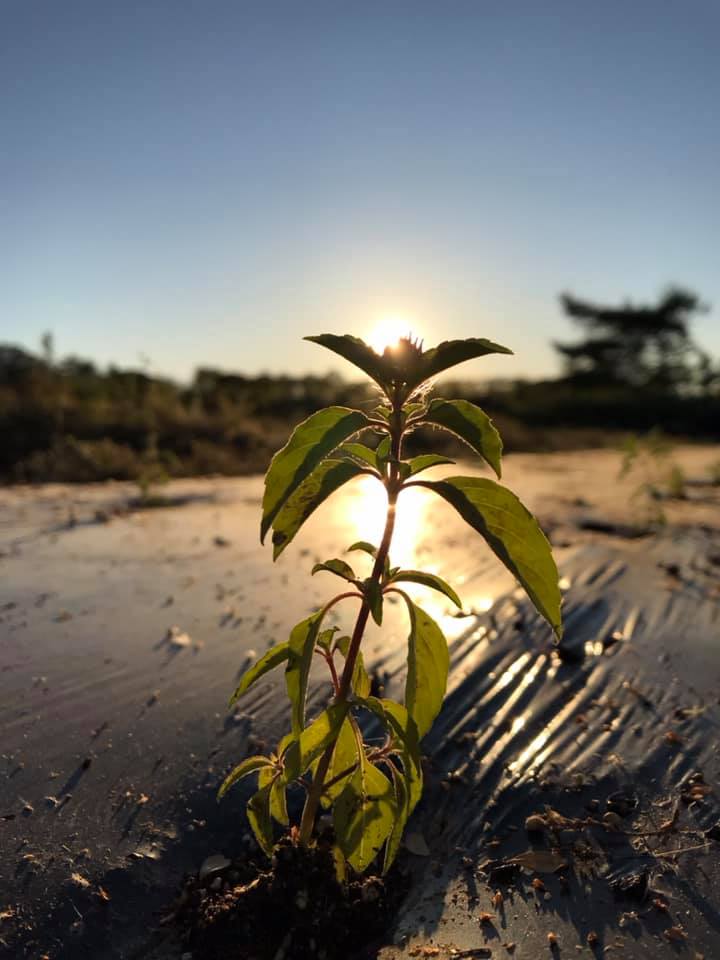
[219,333,563,875]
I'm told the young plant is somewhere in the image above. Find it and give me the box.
[219,334,563,874]
[619,429,685,527]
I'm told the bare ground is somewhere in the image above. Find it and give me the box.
[1,446,719,959]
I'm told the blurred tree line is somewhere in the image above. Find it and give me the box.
[1,287,717,483]
[0,343,372,482]
[468,286,719,440]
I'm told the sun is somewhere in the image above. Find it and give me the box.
[367,317,417,355]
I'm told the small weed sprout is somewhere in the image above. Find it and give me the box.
[136,432,169,506]
[708,459,720,486]
[219,334,563,874]
[619,429,686,527]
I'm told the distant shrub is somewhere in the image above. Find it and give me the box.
[14,436,143,483]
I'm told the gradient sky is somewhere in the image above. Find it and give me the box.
[2,1,718,383]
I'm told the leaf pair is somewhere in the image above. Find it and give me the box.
[218,703,350,853]
[305,334,512,402]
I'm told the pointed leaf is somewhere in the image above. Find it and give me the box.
[282,702,349,782]
[406,454,455,477]
[229,643,289,706]
[261,406,369,542]
[364,578,384,626]
[217,755,272,801]
[348,540,379,559]
[333,749,396,873]
[389,570,462,608]
[397,593,449,739]
[407,338,513,393]
[352,654,372,699]
[413,477,562,638]
[258,766,289,826]
[348,541,390,577]
[320,716,359,808]
[335,635,371,699]
[305,335,391,392]
[402,401,428,418]
[311,558,358,582]
[358,697,424,873]
[362,697,422,812]
[271,458,366,559]
[316,626,340,652]
[422,399,503,478]
[247,784,274,855]
[333,635,352,657]
[384,763,409,872]
[285,612,324,735]
[270,777,289,826]
[340,442,381,471]
[376,435,391,463]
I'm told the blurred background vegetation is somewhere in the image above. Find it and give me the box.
[2,287,717,484]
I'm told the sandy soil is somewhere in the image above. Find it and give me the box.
[1,446,719,959]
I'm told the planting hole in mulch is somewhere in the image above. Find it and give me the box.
[173,834,409,960]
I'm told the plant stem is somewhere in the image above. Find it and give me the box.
[297,396,403,847]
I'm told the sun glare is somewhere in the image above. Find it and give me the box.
[367,317,417,354]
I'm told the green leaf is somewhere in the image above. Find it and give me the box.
[376,435,391,464]
[270,778,288,826]
[217,754,273,801]
[348,541,390,577]
[397,593,449,739]
[353,656,372,699]
[405,454,455,477]
[261,407,369,543]
[283,701,349,781]
[407,338,513,393]
[421,399,503,478]
[258,766,289,826]
[348,540,379,559]
[305,334,512,401]
[285,612,324,736]
[340,442,381,471]
[359,696,424,872]
[315,626,340,652]
[229,643,290,706]
[413,477,563,638]
[402,401,428,418]
[334,635,371,699]
[364,578,384,626]
[271,458,366,559]
[305,335,392,393]
[333,635,352,657]
[385,764,408,872]
[311,558,358,583]
[361,698,422,806]
[389,570,462,609]
[320,716,359,808]
[333,747,396,873]
[247,784,274,856]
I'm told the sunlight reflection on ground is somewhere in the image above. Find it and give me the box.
[327,473,501,640]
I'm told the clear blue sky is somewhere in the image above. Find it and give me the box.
[2,1,718,383]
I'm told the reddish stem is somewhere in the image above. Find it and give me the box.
[297,395,404,846]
